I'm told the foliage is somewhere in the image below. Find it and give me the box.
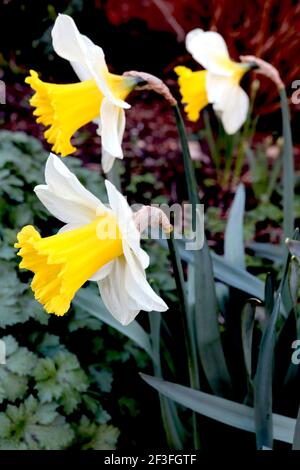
[0,131,152,450]
[140,91,300,451]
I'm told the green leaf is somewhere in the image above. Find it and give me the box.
[241,299,259,381]
[254,295,281,449]
[149,312,185,450]
[167,232,201,447]
[280,88,294,238]
[212,252,265,300]
[0,369,28,404]
[159,240,265,299]
[89,367,113,393]
[224,183,245,269]
[7,347,37,376]
[292,406,300,450]
[77,416,119,450]
[265,273,275,320]
[0,396,74,450]
[289,256,300,306]
[34,351,88,414]
[194,241,232,397]
[278,230,299,318]
[74,287,154,360]
[247,242,283,264]
[140,374,295,444]
[0,336,38,404]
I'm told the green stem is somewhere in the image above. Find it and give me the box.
[203,110,220,172]
[223,134,235,188]
[149,313,184,449]
[233,82,259,184]
[106,159,121,190]
[173,105,200,210]
[167,232,201,449]
[280,88,294,239]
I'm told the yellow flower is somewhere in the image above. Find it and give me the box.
[15,154,168,324]
[174,66,208,122]
[26,14,138,173]
[15,214,123,316]
[176,29,251,134]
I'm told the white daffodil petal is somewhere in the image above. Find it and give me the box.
[100,99,125,160]
[186,28,232,76]
[43,153,106,216]
[206,74,249,134]
[70,60,92,82]
[123,242,168,312]
[220,86,249,135]
[52,14,88,64]
[52,14,107,82]
[100,103,126,173]
[98,258,140,325]
[34,186,97,224]
[101,151,116,174]
[52,14,129,109]
[206,72,229,105]
[105,180,149,269]
[87,50,130,109]
[58,223,84,234]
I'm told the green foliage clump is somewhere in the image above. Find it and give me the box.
[0,131,127,450]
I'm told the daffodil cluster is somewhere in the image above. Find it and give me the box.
[18,14,260,325]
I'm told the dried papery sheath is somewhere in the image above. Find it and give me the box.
[240,55,284,91]
[133,206,173,235]
[123,71,177,106]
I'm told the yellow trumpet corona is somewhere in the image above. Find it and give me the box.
[15,213,123,316]
[174,66,208,122]
[26,70,134,157]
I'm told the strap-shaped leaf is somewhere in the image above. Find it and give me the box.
[140,373,295,444]
[280,88,294,239]
[194,241,232,397]
[149,313,184,449]
[74,288,154,360]
[159,240,265,299]
[241,299,260,380]
[224,183,246,269]
[292,406,300,450]
[254,295,281,449]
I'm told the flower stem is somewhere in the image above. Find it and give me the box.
[173,104,200,210]
[203,110,220,173]
[280,88,294,239]
[167,231,201,449]
[233,81,259,184]
[149,313,185,449]
[107,159,121,190]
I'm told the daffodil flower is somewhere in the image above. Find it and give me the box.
[15,154,168,325]
[26,14,139,173]
[175,29,251,134]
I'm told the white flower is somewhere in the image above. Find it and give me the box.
[26,14,138,173]
[15,154,168,325]
[184,28,250,134]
